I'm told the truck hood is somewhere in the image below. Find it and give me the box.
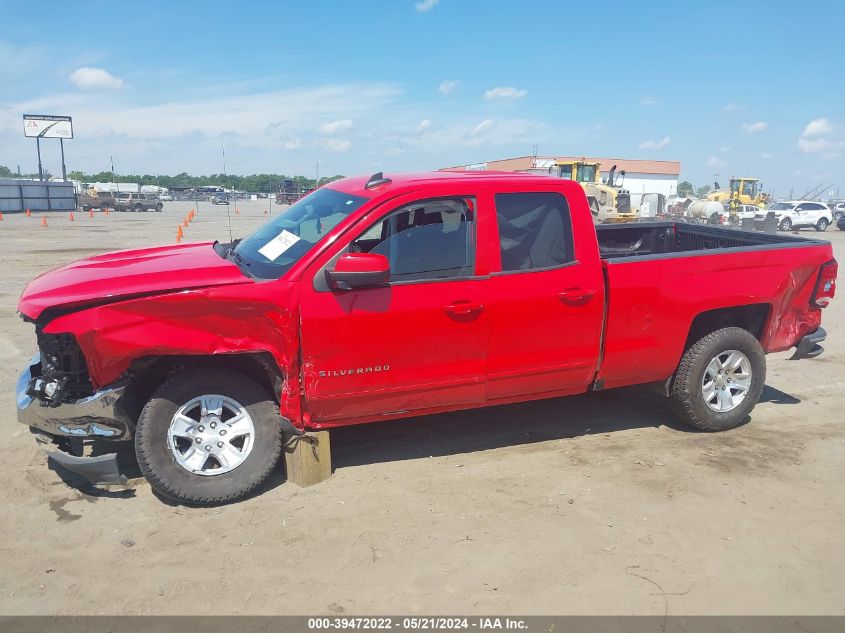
[19,242,252,320]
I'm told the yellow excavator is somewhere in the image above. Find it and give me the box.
[550,160,635,222]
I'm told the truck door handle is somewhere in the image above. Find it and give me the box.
[558,288,595,306]
[443,301,484,316]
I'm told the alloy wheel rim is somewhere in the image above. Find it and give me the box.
[167,394,255,476]
[702,350,752,412]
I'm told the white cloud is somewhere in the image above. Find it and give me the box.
[722,103,744,112]
[798,136,845,154]
[69,67,124,90]
[470,119,494,136]
[762,152,774,159]
[483,86,526,101]
[416,119,432,132]
[284,138,302,150]
[719,145,732,153]
[638,136,671,150]
[802,118,833,137]
[438,80,458,96]
[325,139,351,153]
[705,156,725,168]
[639,96,658,105]
[741,121,768,134]
[320,119,353,134]
[797,117,843,154]
[415,0,439,12]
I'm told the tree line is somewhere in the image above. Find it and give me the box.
[0,165,343,193]
[676,181,713,198]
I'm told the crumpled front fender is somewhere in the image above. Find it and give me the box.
[42,281,303,424]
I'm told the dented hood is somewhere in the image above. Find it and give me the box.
[19,242,252,320]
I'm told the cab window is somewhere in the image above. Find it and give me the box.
[494,192,574,272]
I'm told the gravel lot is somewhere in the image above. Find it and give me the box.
[0,201,842,615]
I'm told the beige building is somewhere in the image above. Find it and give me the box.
[441,155,682,206]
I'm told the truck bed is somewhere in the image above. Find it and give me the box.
[595,222,824,260]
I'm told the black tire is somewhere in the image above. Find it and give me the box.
[156,204,163,212]
[135,368,284,505]
[669,327,766,432]
[815,218,829,232]
[779,217,792,231]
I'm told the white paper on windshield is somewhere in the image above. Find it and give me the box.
[258,230,300,261]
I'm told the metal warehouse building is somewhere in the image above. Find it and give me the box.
[441,155,682,206]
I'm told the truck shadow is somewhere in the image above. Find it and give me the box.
[329,383,802,470]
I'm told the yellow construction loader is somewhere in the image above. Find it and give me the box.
[550,160,635,222]
[706,177,769,207]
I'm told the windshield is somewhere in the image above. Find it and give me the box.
[558,164,574,180]
[768,202,794,211]
[575,164,597,183]
[232,187,369,279]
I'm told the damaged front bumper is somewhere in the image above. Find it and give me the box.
[16,355,134,484]
[789,327,827,360]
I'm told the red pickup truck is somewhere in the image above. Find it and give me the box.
[16,172,837,504]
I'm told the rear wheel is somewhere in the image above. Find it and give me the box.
[135,368,284,505]
[816,218,829,232]
[669,327,766,432]
[779,217,792,231]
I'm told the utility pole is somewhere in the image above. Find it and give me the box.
[315,161,320,189]
[111,156,119,200]
[36,137,44,181]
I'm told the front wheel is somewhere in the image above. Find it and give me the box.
[816,218,829,232]
[669,327,766,432]
[779,217,792,231]
[135,368,284,505]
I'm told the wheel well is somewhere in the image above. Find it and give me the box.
[126,352,284,419]
[684,304,770,351]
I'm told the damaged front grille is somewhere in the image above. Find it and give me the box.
[33,330,95,404]
[616,194,631,215]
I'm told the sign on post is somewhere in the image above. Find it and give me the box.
[23,115,73,139]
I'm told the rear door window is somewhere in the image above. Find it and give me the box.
[493,192,574,272]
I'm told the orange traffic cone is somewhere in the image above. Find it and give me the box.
[176,226,183,242]
[104,207,110,215]
[235,207,240,215]
[0,211,4,221]
[26,208,31,217]
[69,212,75,221]
[41,217,48,227]
[89,209,94,218]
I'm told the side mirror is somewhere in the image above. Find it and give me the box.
[325,253,390,291]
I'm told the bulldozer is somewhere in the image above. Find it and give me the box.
[548,160,635,222]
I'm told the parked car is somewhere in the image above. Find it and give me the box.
[830,201,845,220]
[78,191,117,212]
[837,214,845,231]
[755,201,832,231]
[712,203,760,225]
[114,192,163,212]
[16,172,837,505]
[211,194,229,205]
[158,194,174,202]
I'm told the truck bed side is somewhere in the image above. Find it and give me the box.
[595,226,834,389]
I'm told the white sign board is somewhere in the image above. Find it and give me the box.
[23,115,73,139]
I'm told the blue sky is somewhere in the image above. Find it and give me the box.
[1,0,843,197]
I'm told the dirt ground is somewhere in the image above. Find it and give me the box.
[0,201,842,616]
